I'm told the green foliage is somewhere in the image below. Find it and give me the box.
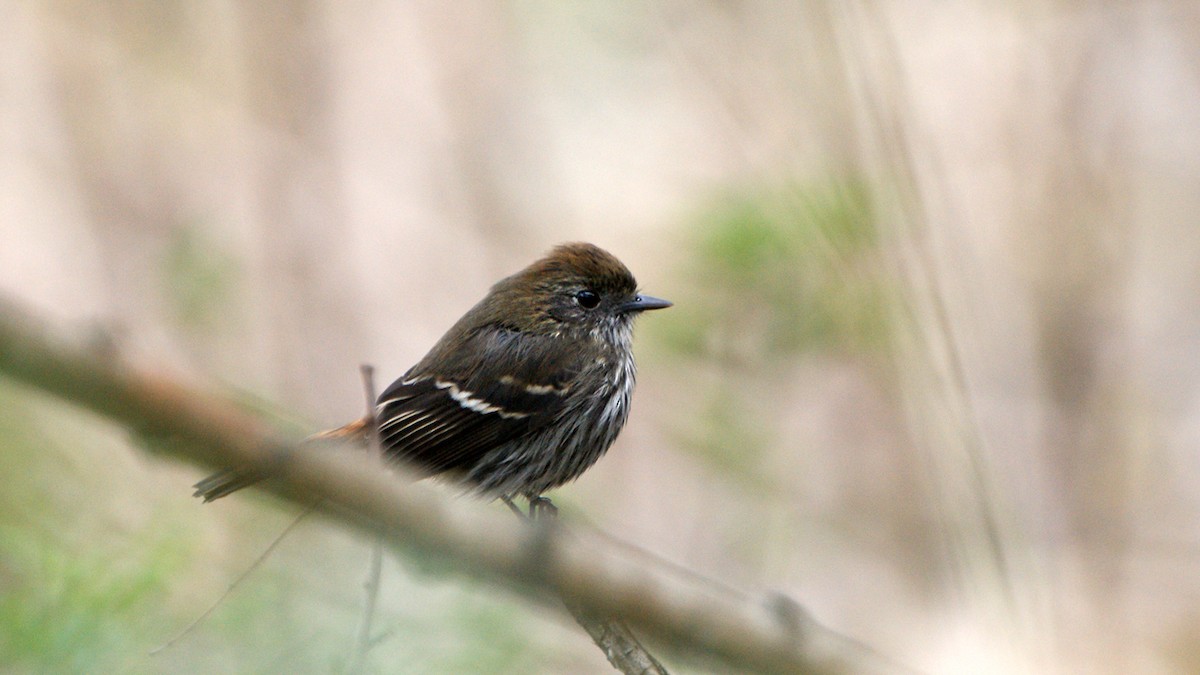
[0,383,189,673]
[659,177,887,363]
[0,526,190,674]
[653,176,890,484]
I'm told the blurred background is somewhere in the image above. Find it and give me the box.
[1,2,1198,673]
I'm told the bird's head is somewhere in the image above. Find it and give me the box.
[489,242,672,340]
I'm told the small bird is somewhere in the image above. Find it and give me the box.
[193,242,670,506]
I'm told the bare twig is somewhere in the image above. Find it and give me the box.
[149,507,315,655]
[347,364,385,674]
[0,299,908,675]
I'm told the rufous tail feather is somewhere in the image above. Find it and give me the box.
[192,418,370,502]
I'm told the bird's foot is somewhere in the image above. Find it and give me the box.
[529,495,557,521]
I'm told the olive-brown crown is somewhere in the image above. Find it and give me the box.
[481,242,642,334]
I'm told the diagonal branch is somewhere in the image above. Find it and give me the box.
[0,298,909,675]
[510,496,671,674]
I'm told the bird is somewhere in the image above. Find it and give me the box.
[192,242,670,508]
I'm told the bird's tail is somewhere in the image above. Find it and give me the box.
[192,418,370,502]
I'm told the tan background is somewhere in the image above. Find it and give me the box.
[1,3,1198,673]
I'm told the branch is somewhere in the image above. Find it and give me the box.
[0,299,908,675]
[514,497,672,674]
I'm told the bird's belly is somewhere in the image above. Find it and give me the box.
[467,369,634,498]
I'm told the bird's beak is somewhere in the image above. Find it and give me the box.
[620,294,673,313]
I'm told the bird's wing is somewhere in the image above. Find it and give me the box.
[374,326,583,475]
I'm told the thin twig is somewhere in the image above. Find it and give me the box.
[347,364,385,675]
[150,507,314,655]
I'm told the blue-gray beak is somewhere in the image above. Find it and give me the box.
[619,294,672,313]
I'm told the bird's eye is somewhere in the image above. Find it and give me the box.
[574,290,601,309]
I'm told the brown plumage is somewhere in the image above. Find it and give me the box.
[193,243,670,503]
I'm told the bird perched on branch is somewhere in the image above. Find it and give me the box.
[193,242,670,507]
